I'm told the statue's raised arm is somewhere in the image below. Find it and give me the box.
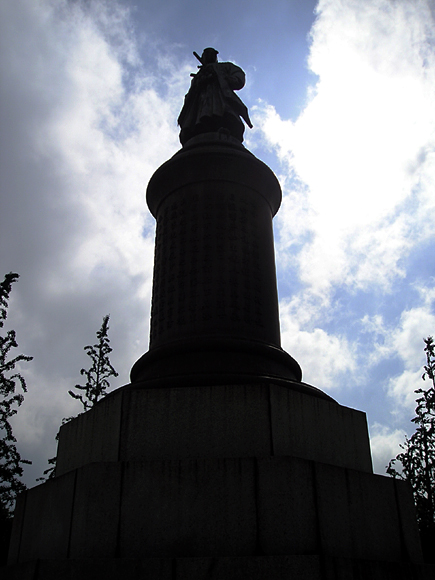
[178,48,253,146]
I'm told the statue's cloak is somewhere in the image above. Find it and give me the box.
[178,61,253,130]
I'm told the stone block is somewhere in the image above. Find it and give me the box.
[256,456,417,563]
[118,384,272,461]
[7,492,26,565]
[269,385,372,472]
[1,558,172,580]
[12,455,421,566]
[314,462,353,558]
[176,556,434,580]
[36,558,173,580]
[346,469,402,561]
[69,462,123,558]
[55,383,373,477]
[13,458,258,562]
[15,471,75,562]
[175,555,323,580]
[322,557,428,580]
[3,557,433,580]
[56,391,122,476]
[119,457,257,558]
[256,456,318,555]
[314,463,422,563]
[0,561,37,580]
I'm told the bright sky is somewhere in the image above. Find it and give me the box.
[1,0,435,484]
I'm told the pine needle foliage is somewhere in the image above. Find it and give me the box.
[0,273,32,517]
[68,315,118,411]
[40,315,118,481]
[387,336,435,561]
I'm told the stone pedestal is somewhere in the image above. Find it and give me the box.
[53,384,372,475]
[4,137,433,578]
[5,383,431,579]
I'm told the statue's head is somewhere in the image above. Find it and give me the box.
[201,47,218,64]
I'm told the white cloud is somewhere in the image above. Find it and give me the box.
[369,422,407,475]
[385,300,435,413]
[255,0,435,297]
[387,368,424,413]
[251,0,435,416]
[0,0,188,482]
[391,300,435,368]
[361,285,435,413]
[279,295,357,389]
[364,287,435,365]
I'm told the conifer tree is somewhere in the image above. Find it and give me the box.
[68,314,118,411]
[387,336,435,561]
[0,273,32,517]
[40,315,118,480]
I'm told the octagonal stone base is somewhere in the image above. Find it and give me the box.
[55,383,372,477]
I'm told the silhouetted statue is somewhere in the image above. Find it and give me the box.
[178,48,253,145]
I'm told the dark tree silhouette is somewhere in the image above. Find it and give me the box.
[387,336,435,562]
[0,273,32,517]
[40,315,118,481]
[0,273,32,564]
[68,314,118,411]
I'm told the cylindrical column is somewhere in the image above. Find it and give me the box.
[131,136,302,388]
[149,145,281,349]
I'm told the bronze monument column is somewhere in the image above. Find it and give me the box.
[6,50,428,580]
[130,46,325,394]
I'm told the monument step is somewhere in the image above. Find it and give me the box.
[9,456,421,567]
[2,555,434,580]
[56,383,372,476]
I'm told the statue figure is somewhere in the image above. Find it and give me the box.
[178,48,253,145]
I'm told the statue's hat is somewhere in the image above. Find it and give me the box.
[202,47,219,56]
